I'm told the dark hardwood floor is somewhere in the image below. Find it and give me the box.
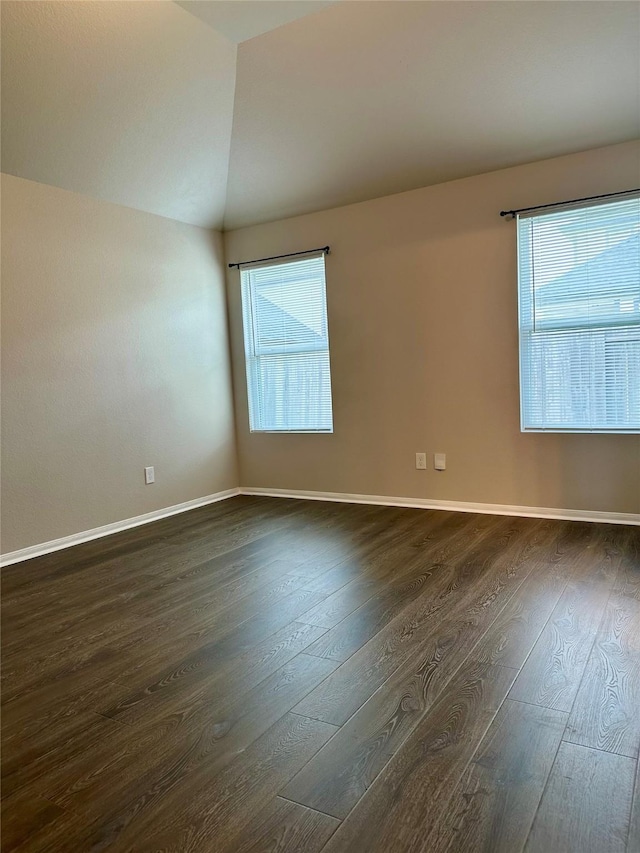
[2,495,639,852]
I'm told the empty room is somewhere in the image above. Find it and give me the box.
[1,1,639,851]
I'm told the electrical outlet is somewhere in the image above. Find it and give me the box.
[415,452,427,470]
[434,453,446,471]
[144,466,155,484]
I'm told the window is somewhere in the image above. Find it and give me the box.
[517,195,640,432]
[240,253,334,432]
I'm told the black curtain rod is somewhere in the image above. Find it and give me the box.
[500,188,639,219]
[228,246,330,269]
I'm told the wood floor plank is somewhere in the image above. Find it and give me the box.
[101,588,328,723]
[3,579,322,712]
[129,499,383,605]
[133,570,310,640]
[90,619,327,733]
[318,662,516,852]
[564,593,640,758]
[1,668,129,745]
[297,507,506,639]
[299,512,537,651]
[572,523,632,587]
[4,719,338,853]
[613,526,640,601]
[2,506,336,651]
[288,507,460,598]
[286,505,456,598]
[2,497,637,853]
[219,797,340,853]
[1,795,64,853]
[525,741,635,853]
[126,548,299,622]
[297,573,393,631]
[257,505,422,581]
[292,507,468,630]
[293,516,554,726]
[291,559,365,596]
[630,757,640,853]
[44,654,339,818]
[1,610,163,703]
[508,579,612,712]
[2,711,123,801]
[5,497,360,631]
[282,522,548,819]
[423,699,568,853]
[100,517,468,705]
[299,558,455,659]
[0,794,66,853]
[115,713,337,852]
[1,573,159,656]
[281,556,528,820]
[1,495,294,595]
[471,556,568,669]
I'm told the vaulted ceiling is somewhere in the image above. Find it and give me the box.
[2,1,638,231]
[175,1,336,44]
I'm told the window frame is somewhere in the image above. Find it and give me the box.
[516,195,640,434]
[239,253,334,434]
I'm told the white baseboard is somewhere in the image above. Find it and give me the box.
[3,483,637,568]
[0,488,241,568]
[239,487,640,527]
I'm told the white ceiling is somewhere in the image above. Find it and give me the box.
[175,1,336,44]
[2,1,638,231]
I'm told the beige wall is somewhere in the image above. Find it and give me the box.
[1,175,237,554]
[225,141,640,516]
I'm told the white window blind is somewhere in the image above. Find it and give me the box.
[518,195,640,432]
[240,253,334,432]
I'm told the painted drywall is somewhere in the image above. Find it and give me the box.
[225,1,639,227]
[176,1,336,44]
[1,175,237,554]
[225,141,640,516]
[1,1,237,228]
[4,1,637,232]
